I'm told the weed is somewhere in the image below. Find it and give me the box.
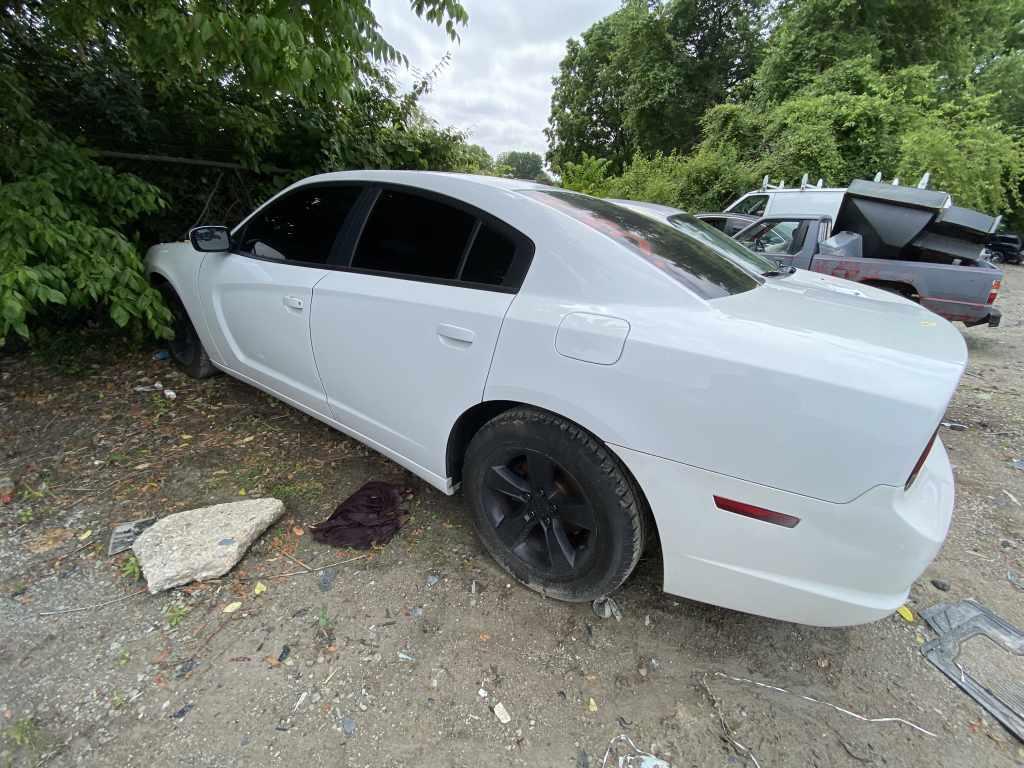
[111,691,127,710]
[118,649,131,666]
[317,606,333,629]
[17,508,33,524]
[120,555,142,581]
[165,604,189,628]
[4,717,41,749]
[150,392,172,416]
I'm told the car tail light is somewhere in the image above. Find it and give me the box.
[713,496,800,528]
[905,428,938,490]
[987,279,1001,305]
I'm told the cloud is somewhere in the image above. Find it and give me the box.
[372,0,620,159]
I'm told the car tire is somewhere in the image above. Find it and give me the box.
[158,285,217,379]
[463,407,646,602]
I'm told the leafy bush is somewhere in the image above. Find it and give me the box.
[0,75,172,345]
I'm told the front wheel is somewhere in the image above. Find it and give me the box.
[158,285,217,379]
[463,408,647,602]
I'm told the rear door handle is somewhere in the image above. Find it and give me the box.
[437,323,475,345]
[283,296,304,310]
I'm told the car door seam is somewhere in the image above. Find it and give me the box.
[308,272,334,409]
[480,292,518,401]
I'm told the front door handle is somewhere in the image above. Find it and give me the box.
[437,323,475,346]
[283,296,304,310]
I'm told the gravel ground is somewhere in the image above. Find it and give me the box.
[1,270,1023,768]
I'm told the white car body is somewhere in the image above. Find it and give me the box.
[146,171,965,626]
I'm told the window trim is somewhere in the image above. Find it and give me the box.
[229,181,371,270]
[336,183,536,294]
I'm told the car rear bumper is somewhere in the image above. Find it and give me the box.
[611,439,954,626]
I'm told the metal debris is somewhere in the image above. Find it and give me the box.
[592,595,622,621]
[107,518,156,556]
[599,734,671,768]
[941,421,967,431]
[920,600,1024,741]
[1012,459,1024,471]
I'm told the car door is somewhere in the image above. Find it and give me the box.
[735,218,814,269]
[310,186,533,480]
[198,184,364,415]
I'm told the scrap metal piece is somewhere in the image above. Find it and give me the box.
[107,518,156,556]
[920,600,1024,742]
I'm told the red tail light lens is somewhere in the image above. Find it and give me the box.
[714,496,800,528]
[905,429,938,490]
[988,279,1001,305]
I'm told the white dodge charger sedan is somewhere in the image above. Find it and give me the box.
[146,170,964,626]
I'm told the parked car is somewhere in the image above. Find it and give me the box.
[695,211,759,236]
[148,171,963,626]
[987,232,1022,265]
[729,180,1003,327]
[607,199,758,238]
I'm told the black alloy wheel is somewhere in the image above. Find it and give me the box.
[464,407,647,602]
[481,450,597,577]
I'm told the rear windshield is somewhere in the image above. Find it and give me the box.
[523,191,759,299]
[666,212,778,274]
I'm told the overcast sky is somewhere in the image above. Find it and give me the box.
[373,0,621,159]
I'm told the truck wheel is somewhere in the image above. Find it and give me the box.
[463,407,646,602]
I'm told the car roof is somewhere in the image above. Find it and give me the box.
[295,170,553,194]
[606,199,684,217]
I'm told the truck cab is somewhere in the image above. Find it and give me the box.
[732,180,1003,327]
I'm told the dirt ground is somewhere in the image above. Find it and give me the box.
[1,271,1023,768]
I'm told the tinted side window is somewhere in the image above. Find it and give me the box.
[731,194,768,216]
[353,190,476,279]
[241,186,361,264]
[703,217,727,232]
[461,225,517,286]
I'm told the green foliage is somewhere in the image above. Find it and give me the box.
[453,143,496,174]
[554,0,1024,227]
[165,604,190,628]
[1,0,470,344]
[0,75,173,345]
[546,0,768,172]
[40,0,467,107]
[495,151,545,180]
[120,554,142,582]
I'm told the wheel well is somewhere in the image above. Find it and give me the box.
[861,279,919,301]
[446,400,524,483]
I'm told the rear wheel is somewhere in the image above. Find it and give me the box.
[158,285,217,379]
[463,408,646,602]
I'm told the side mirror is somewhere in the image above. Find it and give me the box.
[189,226,231,253]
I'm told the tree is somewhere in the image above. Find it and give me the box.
[495,151,545,180]
[0,0,469,344]
[546,0,768,172]
[556,0,1024,228]
[757,0,1016,104]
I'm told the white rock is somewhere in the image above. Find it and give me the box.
[132,498,284,593]
[493,702,511,724]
